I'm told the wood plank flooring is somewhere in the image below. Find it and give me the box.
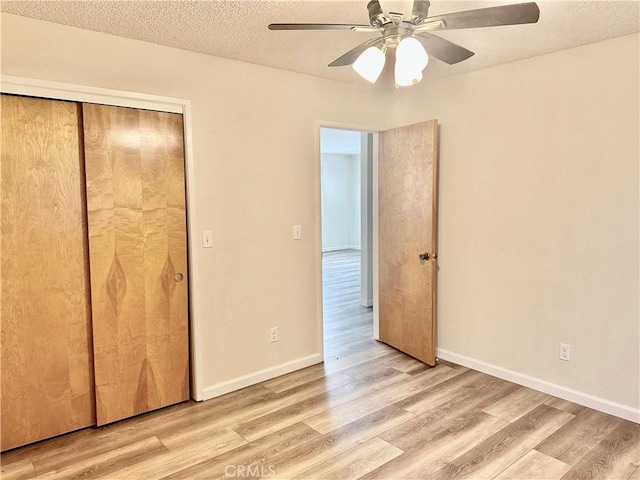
[1,249,638,479]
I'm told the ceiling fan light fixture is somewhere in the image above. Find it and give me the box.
[352,45,386,83]
[394,36,429,87]
[270,1,541,87]
[394,60,423,87]
[396,36,429,70]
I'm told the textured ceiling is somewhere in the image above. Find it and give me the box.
[2,1,639,88]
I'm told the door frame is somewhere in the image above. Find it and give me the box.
[0,75,204,400]
[315,121,382,359]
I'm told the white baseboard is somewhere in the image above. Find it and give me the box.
[437,348,640,424]
[201,354,323,401]
[322,245,361,253]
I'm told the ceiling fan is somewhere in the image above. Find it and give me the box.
[269,1,540,87]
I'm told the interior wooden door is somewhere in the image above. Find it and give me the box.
[1,95,96,450]
[378,120,438,365]
[82,103,189,425]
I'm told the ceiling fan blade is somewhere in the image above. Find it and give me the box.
[426,2,540,30]
[269,23,371,31]
[416,32,474,65]
[328,37,385,67]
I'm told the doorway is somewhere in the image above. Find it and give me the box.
[319,127,375,359]
[319,120,439,367]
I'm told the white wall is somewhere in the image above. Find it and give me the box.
[390,33,640,418]
[320,153,361,251]
[0,13,388,399]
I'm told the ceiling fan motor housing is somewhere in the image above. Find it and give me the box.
[368,0,431,27]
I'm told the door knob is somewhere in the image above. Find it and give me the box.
[174,273,184,282]
[419,253,437,261]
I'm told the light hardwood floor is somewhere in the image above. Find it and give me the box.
[1,249,638,479]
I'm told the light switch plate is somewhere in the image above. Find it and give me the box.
[202,230,213,248]
[293,225,302,240]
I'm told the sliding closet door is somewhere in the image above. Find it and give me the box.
[1,95,95,450]
[82,104,189,425]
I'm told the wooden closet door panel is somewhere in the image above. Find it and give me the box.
[1,95,95,451]
[82,104,189,425]
[140,111,190,409]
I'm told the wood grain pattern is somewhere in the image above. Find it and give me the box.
[535,409,622,465]
[1,94,95,451]
[18,403,194,474]
[482,386,551,422]
[161,422,323,479]
[35,436,167,479]
[545,397,589,416]
[363,411,510,479]
[378,120,438,365]
[559,421,640,480]
[302,365,462,434]
[233,366,410,442]
[495,450,571,480]
[433,405,575,479]
[1,251,638,480]
[82,103,189,425]
[398,369,506,416]
[384,374,519,450]
[262,364,334,394]
[260,405,417,480]
[95,429,247,479]
[292,437,404,479]
[0,458,35,480]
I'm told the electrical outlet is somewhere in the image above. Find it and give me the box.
[559,343,571,362]
[270,327,279,343]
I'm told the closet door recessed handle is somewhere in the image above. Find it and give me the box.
[174,273,184,282]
